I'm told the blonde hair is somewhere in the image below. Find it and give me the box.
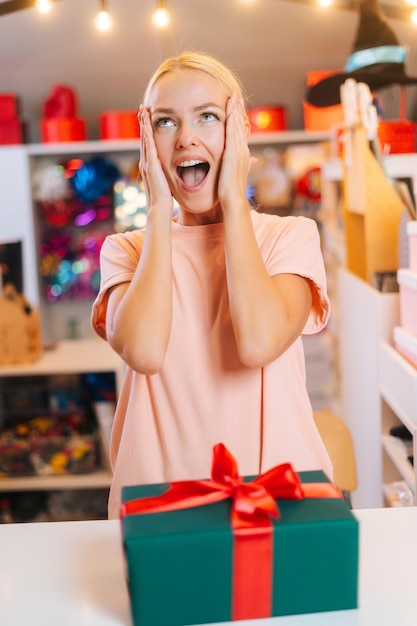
[143,51,246,106]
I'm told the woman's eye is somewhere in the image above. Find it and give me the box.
[201,111,220,122]
[155,117,174,128]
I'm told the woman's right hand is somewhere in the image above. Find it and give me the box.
[139,105,173,212]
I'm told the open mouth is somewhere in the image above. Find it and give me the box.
[177,160,210,187]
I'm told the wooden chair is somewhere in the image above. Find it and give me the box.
[313,410,358,507]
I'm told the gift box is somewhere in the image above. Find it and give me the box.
[378,120,417,155]
[40,118,86,143]
[40,84,87,143]
[121,444,359,626]
[248,106,287,133]
[99,111,140,140]
[397,268,417,336]
[0,94,23,144]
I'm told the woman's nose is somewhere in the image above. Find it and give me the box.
[176,124,199,148]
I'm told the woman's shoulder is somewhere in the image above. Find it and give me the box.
[103,229,146,252]
[250,210,318,237]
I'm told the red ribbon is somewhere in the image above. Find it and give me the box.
[121,443,342,621]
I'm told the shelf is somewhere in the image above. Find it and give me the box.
[0,469,112,492]
[322,153,417,190]
[379,341,417,429]
[27,139,142,156]
[15,130,332,158]
[382,434,415,491]
[0,338,124,380]
[248,130,332,145]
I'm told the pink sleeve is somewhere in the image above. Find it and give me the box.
[91,231,144,340]
[254,213,330,334]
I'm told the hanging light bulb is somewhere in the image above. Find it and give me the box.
[152,0,170,28]
[95,0,113,31]
[35,0,53,13]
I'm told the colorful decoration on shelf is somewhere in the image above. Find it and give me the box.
[35,156,120,302]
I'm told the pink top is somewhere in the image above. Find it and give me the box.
[92,211,333,519]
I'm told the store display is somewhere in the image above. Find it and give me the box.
[121,444,358,626]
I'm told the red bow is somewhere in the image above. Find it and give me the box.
[121,442,339,524]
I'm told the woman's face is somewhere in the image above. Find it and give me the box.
[147,69,229,224]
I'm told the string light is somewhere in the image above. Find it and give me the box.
[152,0,170,28]
[95,0,112,32]
[35,0,53,13]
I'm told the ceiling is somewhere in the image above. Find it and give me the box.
[1,0,417,142]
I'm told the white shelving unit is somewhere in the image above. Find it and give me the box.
[379,341,417,500]
[337,268,400,509]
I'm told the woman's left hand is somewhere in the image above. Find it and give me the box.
[218,94,253,212]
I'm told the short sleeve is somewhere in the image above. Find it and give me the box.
[91,230,144,340]
[251,211,330,334]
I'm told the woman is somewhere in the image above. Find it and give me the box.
[91,51,333,519]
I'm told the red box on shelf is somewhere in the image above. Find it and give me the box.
[40,118,86,143]
[0,94,18,121]
[378,120,417,155]
[99,111,140,140]
[248,106,287,133]
[0,119,22,145]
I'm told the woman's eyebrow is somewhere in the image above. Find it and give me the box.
[152,102,223,117]
[194,102,223,112]
[151,107,175,116]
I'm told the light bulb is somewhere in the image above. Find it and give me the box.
[95,9,113,31]
[95,0,112,31]
[317,0,333,7]
[411,8,417,23]
[152,4,170,28]
[36,0,53,13]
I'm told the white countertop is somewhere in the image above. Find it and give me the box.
[0,506,416,626]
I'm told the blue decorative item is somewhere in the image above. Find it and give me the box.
[70,157,120,202]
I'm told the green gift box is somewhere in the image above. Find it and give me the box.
[121,446,359,626]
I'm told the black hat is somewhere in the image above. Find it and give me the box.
[305,0,417,107]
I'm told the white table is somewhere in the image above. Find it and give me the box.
[0,506,415,625]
